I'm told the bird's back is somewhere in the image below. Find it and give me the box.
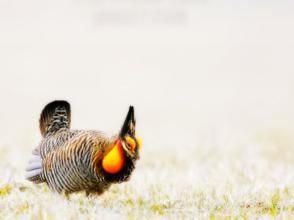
[36,129,82,158]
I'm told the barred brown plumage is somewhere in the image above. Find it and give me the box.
[26,100,140,195]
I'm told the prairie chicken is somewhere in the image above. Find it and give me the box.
[26,100,141,195]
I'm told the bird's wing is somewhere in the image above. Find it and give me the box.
[26,130,82,184]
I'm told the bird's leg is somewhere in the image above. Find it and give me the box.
[61,190,70,200]
[85,189,105,197]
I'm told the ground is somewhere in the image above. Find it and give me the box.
[0,133,293,219]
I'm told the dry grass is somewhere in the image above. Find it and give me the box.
[0,133,293,219]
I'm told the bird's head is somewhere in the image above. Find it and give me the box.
[119,106,141,158]
[102,106,141,175]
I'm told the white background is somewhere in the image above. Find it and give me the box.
[0,0,294,151]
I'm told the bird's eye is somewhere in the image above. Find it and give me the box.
[125,136,136,151]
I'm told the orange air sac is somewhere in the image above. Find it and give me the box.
[102,140,125,174]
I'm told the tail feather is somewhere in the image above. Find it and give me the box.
[25,152,44,184]
[39,100,71,136]
[26,162,42,171]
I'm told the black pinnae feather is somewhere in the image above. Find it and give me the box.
[120,106,136,137]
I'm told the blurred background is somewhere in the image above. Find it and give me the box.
[0,0,294,166]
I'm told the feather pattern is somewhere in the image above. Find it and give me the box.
[26,101,140,195]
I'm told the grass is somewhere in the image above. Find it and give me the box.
[0,136,293,219]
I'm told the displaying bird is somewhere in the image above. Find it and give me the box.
[26,100,141,195]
